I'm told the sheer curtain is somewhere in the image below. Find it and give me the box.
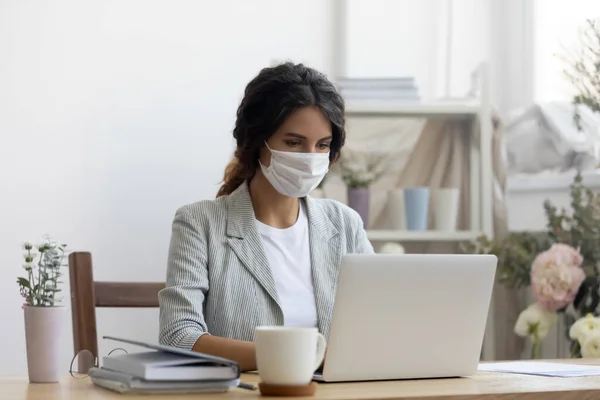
[533,0,600,102]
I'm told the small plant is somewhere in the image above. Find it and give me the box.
[18,236,68,307]
[561,17,600,129]
[461,172,600,357]
[338,149,387,188]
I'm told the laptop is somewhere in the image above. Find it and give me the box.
[313,253,497,383]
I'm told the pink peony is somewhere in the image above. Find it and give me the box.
[530,244,585,312]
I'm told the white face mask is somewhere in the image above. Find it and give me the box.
[259,143,330,198]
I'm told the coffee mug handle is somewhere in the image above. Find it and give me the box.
[313,333,327,371]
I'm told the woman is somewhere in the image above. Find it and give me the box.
[158,62,373,371]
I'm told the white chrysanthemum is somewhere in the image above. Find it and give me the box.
[569,314,600,344]
[514,303,558,339]
[581,332,600,358]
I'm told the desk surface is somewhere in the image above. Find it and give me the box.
[5,359,600,400]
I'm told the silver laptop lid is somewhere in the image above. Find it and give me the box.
[320,253,497,382]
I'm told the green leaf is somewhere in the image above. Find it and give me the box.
[17,277,31,288]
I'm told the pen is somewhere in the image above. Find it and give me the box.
[238,381,257,391]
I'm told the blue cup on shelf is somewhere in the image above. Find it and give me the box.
[403,187,430,231]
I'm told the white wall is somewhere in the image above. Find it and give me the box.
[344,0,444,99]
[0,0,335,377]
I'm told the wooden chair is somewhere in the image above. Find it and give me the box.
[68,252,165,371]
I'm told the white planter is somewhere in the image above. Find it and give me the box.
[24,306,66,383]
[388,188,406,230]
[432,188,460,231]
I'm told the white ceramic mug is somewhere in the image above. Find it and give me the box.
[254,326,327,386]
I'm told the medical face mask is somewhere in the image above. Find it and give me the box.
[259,143,330,198]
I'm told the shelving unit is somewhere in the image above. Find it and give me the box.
[345,101,480,119]
[366,230,482,242]
[344,63,495,245]
[342,63,496,362]
[330,0,497,363]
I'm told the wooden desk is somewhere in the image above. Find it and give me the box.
[5,360,600,400]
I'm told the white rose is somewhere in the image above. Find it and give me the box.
[581,332,600,358]
[379,243,405,254]
[569,314,600,344]
[514,303,558,339]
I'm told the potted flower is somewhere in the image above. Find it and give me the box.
[338,149,386,227]
[17,236,68,383]
[513,243,584,359]
[461,173,600,359]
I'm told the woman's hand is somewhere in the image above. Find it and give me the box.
[193,335,257,372]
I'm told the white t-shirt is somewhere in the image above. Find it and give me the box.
[255,203,318,328]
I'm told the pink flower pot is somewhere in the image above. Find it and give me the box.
[23,306,66,383]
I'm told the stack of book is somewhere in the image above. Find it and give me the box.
[88,336,243,395]
[337,77,421,103]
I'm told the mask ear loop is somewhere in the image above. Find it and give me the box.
[260,141,274,170]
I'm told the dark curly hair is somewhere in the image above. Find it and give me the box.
[216,62,346,197]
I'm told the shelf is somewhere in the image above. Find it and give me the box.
[345,101,480,119]
[366,230,482,242]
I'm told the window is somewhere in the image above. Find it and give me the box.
[533,0,600,102]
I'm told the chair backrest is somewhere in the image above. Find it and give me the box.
[68,252,165,371]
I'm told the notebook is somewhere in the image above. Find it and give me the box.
[89,367,239,395]
[90,336,242,394]
[102,335,238,368]
[102,351,238,381]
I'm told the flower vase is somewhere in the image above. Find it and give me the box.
[432,188,460,231]
[24,305,66,383]
[403,187,430,231]
[348,187,369,227]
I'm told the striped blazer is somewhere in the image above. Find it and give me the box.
[158,181,374,350]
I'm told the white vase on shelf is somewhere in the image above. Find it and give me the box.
[388,188,406,230]
[433,188,460,231]
[403,187,430,231]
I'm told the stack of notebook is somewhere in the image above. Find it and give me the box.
[337,77,421,103]
[88,336,242,394]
